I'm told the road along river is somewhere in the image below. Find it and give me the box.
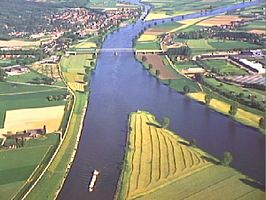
[58,1,265,199]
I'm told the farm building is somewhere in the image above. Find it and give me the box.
[2,65,30,76]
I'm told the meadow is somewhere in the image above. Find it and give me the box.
[0,133,59,200]
[117,111,265,200]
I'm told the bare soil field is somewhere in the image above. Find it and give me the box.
[139,54,178,79]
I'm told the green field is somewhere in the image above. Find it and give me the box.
[6,71,50,84]
[174,38,261,55]
[0,85,67,128]
[0,134,59,200]
[167,75,201,93]
[117,111,265,200]
[204,78,265,103]
[202,60,248,75]
[142,0,243,13]
[239,20,266,31]
[135,41,161,50]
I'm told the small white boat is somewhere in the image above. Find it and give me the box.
[88,170,100,192]
[114,51,118,56]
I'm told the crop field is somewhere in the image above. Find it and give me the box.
[31,63,61,81]
[239,20,266,31]
[197,15,241,27]
[204,78,265,102]
[0,40,40,48]
[168,76,201,93]
[118,111,265,200]
[5,70,51,83]
[135,41,161,50]
[0,87,67,129]
[139,54,178,79]
[60,54,90,92]
[143,0,242,20]
[72,41,96,49]
[1,105,65,134]
[0,133,58,200]
[137,34,158,42]
[174,38,261,55]
[202,60,248,75]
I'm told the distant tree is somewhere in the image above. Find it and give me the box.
[148,63,153,70]
[47,96,53,101]
[155,70,160,76]
[183,85,190,94]
[142,56,147,62]
[43,125,47,134]
[205,93,212,105]
[229,103,238,116]
[259,117,265,130]
[222,152,233,166]
[0,68,6,81]
[190,138,197,147]
[162,117,170,128]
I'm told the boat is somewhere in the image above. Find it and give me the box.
[114,51,118,56]
[88,169,100,192]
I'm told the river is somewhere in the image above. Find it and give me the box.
[58,1,265,199]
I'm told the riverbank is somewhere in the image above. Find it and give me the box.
[116,111,265,200]
[23,53,90,200]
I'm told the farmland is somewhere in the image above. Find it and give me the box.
[138,54,178,79]
[24,41,93,200]
[142,0,243,21]
[0,133,59,200]
[117,111,265,200]
[135,41,161,50]
[2,106,65,134]
[174,38,261,55]
[202,60,248,75]
[0,84,67,129]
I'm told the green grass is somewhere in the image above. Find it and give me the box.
[135,165,265,200]
[154,22,182,31]
[60,54,89,72]
[135,41,161,50]
[202,60,248,75]
[6,71,49,83]
[166,75,201,93]
[174,38,261,55]
[174,61,199,70]
[238,20,266,31]
[204,78,265,102]
[0,134,59,200]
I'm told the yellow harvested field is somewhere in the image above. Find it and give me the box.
[145,11,191,21]
[0,39,40,47]
[198,15,241,27]
[120,111,211,200]
[1,106,65,133]
[209,99,230,114]
[73,41,97,49]
[138,34,157,42]
[235,109,261,127]
[187,92,206,103]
